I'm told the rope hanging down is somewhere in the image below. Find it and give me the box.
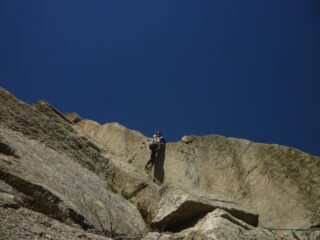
[263,227,320,232]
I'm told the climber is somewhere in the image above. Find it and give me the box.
[145,131,165,170]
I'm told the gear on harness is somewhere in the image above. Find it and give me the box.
[145,131,165,170]
[149,142,159,151]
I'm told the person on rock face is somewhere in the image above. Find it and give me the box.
[145,131,165,170]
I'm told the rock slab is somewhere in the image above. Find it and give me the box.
[152,183,258,231]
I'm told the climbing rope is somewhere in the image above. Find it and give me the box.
[263,227,320,231]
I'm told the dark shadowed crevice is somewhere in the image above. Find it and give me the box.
[152,201,215,232]
[226,209,258,227]
[217,211,251,230]
[152,199,259,232]
[292,231,302,240]
[311,223,320,228]
[0,140,18,158]
[0,170,93,230]
[127,183,149,200]
[154,144,166,184]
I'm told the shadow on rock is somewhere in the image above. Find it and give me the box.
[154,143,166,184]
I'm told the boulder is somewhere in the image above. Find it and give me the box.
[181,135,196,144]
[152,183,258,231]
[143,210,320,240]
[175,209,276,240]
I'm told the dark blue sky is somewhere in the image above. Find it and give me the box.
[1,0,320,156]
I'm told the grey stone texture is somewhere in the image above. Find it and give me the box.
[0,87,319,240]
[0,88,146,238]
[74,116,320,228]
[152,183,258,231]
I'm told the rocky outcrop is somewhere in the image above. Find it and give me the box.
[110,158,161,225]
[152,183,258,231]
[1,87,319,239]
[0,90,115,185]
[0,128,146,236]
[69,117,162,225]
[145,210,320,240]
[64,112,82,123]
[283,230,320,240]
[170,209,274,240]
[0,88,146,238]
[168,135,320,229]
[0,180,112,240]
[73,118,320,228]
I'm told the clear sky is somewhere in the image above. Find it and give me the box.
[1,0,320,156]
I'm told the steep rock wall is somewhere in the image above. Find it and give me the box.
[73,118,320,228]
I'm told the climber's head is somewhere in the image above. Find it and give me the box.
[155,131,162,137]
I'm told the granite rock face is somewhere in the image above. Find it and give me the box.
[173,209,275,240]
[144,210,320,240]
[110,158,161,225]
[0,88,146,238]
[1,87,319,239]
[0,128,146,236]
[0,91,115,185]
[0,180,112,240]
[152,183,258,231]
[74,117,320,228]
